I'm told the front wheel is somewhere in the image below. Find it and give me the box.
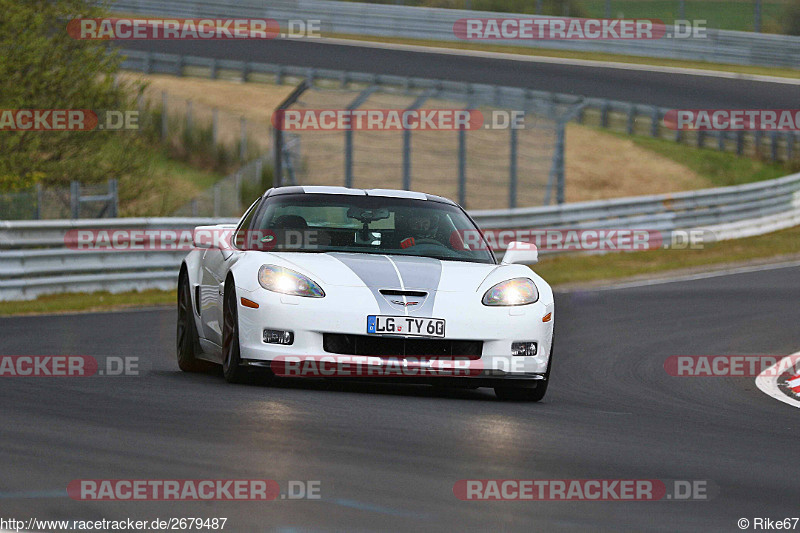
[222,280,249,384]
[494,339,553,402]
[177,271,213,373]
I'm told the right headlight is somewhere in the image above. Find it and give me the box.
[482,278,538,306]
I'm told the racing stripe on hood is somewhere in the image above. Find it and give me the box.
[387,255,442,317]
[329,253,401,315]
[328,253,442,316]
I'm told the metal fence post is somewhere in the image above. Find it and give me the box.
[212,108,219,147]
[35,183,42,220]
[508,126,518,209]
[161,91,168,140]
[555,122,566,205]
[600,100,610,129]
[213,183,221,217]
[186,100,192,131]
[458,121,467,207]
[240,117,247,161]
[736,131,745,155]
[402,91,434,191]
[344,86,378,188]
[109,179,119,218]
[626,105,636,135]
[770,131,779,161]
[70,181,79,219]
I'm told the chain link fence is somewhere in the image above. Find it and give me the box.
[274,79,583,209]
[0,181,118,221]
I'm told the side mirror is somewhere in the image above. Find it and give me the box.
[501,241,538,265]
[192,225,236,250]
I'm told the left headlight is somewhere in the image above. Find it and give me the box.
[482,278,538,306]
[258,265,325,298]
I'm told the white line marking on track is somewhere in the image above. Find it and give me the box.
[755,351,800,409]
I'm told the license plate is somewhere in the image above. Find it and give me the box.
[367,315,445,338]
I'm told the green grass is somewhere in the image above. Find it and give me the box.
[579,0,788,33]
[532,225,800,285]
[0,289,176,317]
[603,129,799,187]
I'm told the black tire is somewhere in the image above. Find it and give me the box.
[222,279,249,384]
[494,339,553,402]
[177,271,213,373]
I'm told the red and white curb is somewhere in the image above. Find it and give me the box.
[755,351,800,409]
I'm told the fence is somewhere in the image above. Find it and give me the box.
[0,180,118,221]
[121,48,800,177]
[111,0,800,68]
[2,170,799,301]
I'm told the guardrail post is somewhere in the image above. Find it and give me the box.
[736,131,745,155]
[242,62,250,82]
[754,131,763,157]
[650,107,659,137]
[697,130,705,149]
[70,181,79,219]
[144,52,152,74]
[717,131,725,152]
[176,54,183,76]
[210,58,218,79]
[508,126,518,209]
[626,105,636,135]
[161,91,168,140]
[600,100,610,129]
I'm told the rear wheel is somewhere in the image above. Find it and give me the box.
[222,279,249,384]
[494,339,553,402]
[177,271,213,373]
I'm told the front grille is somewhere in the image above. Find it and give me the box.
[323,333,482,358]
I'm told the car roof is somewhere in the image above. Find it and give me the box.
[265,186,457,206]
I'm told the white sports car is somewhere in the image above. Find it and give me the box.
[177,186,554,401]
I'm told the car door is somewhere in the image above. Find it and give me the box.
[199,198,262,347]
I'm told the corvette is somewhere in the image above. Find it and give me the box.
[177,186,554,401]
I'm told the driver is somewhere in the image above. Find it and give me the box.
[397,210,440,248]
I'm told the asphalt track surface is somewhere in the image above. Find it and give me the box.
[120,39,800,109]
[1,265,798,531]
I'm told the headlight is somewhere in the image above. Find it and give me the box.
[258,265,325,298]
[482,278,538,306]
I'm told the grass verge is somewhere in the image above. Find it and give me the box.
[532,225,800,286]
[0,289,176,317]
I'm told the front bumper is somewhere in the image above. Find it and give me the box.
[235,284,554,381]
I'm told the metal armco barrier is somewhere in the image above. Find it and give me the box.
[2,172,799,301]
[110,0,800,68]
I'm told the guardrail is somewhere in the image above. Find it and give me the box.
[110,0,800,68]
[2,172,799,301]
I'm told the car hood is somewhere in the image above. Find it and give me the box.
[268,251,500,293]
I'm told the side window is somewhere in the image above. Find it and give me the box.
[233,198,262,249]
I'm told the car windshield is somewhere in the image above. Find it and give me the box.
[238,193,495,264]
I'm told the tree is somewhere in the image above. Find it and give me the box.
[0,0,146,191]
